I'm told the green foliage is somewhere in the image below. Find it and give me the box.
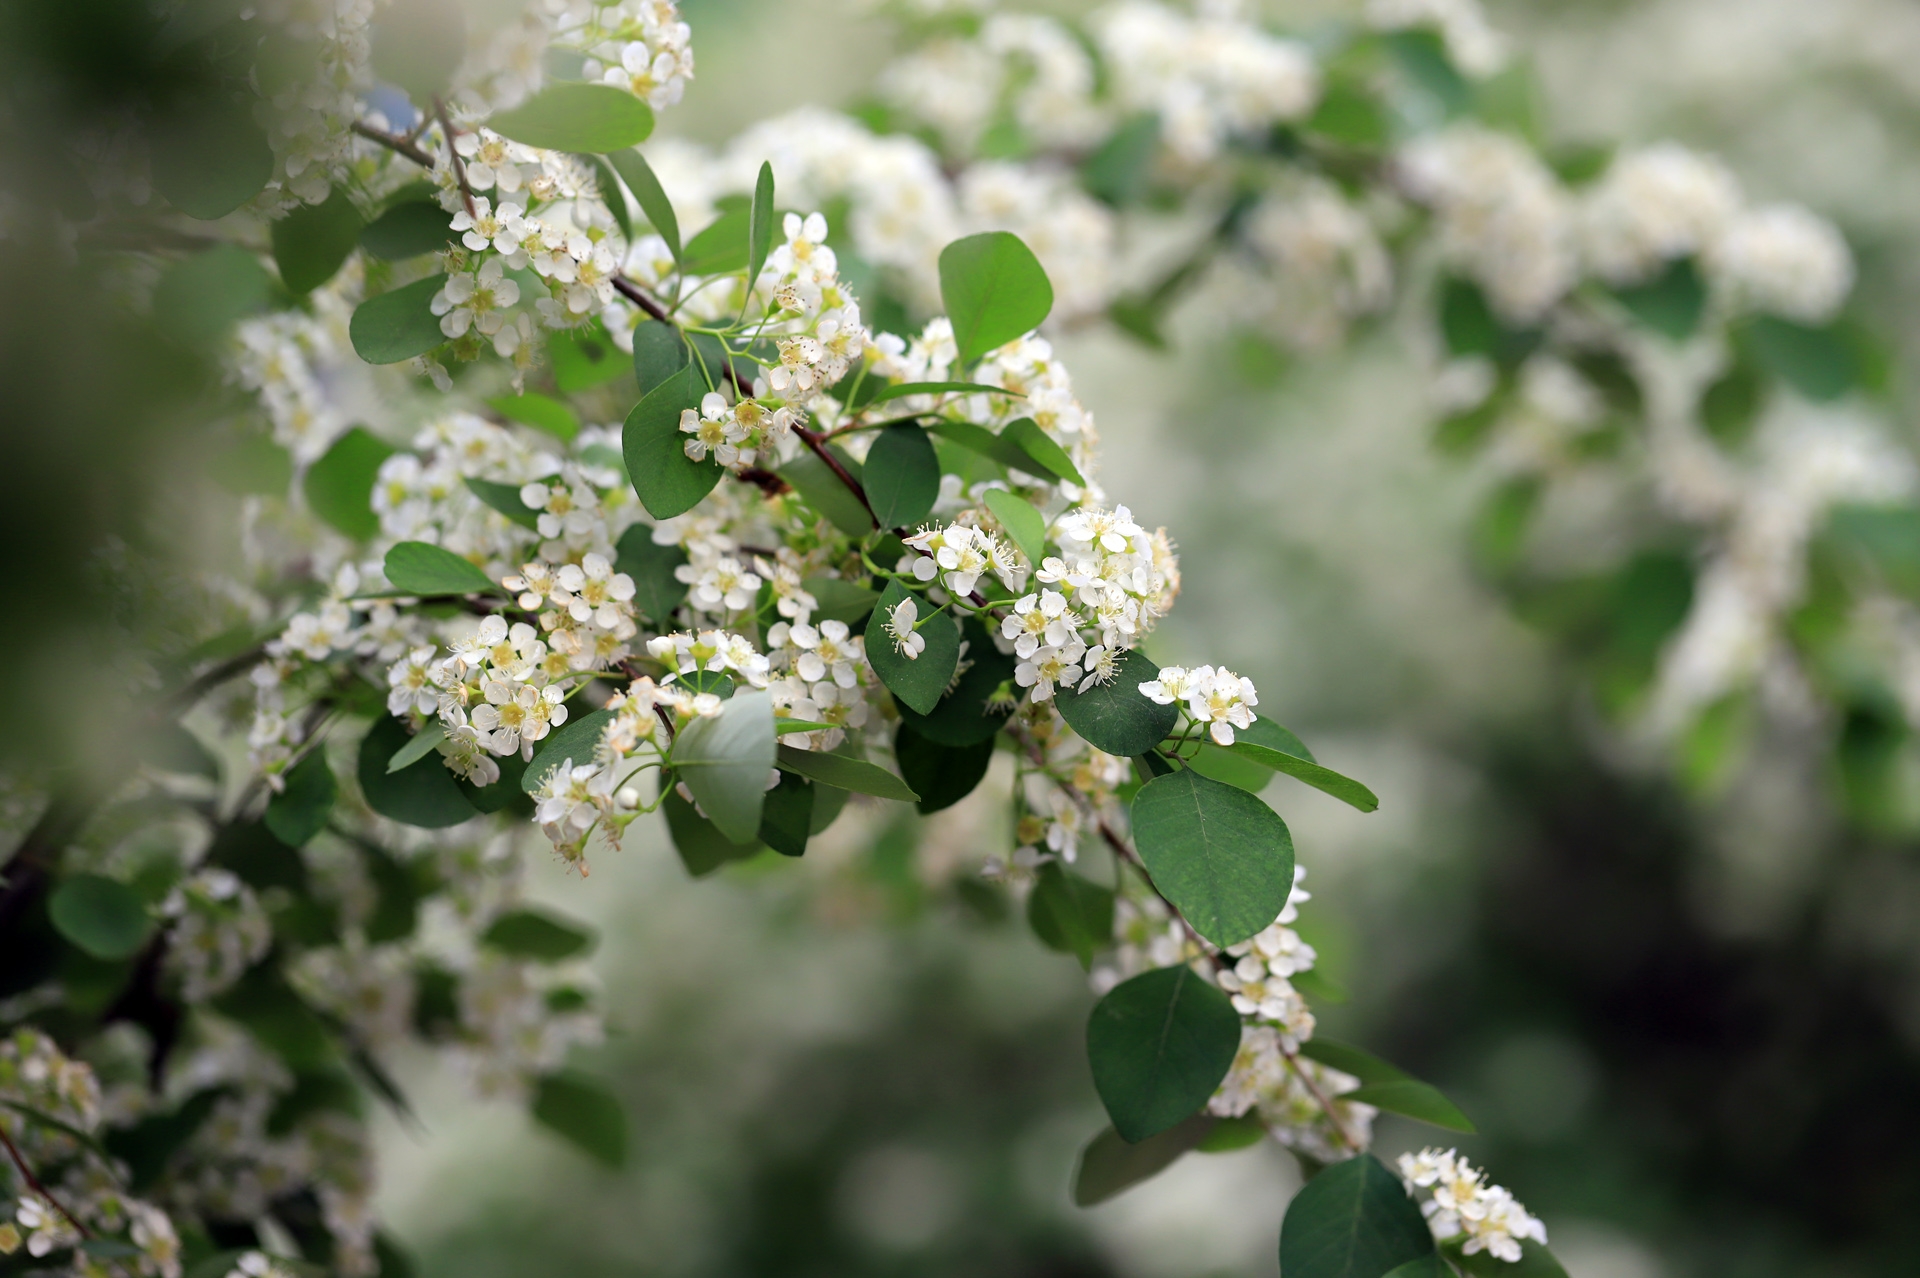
[864,424,941,528]
[1228,730,1381,813]
[614,523,691,622]
[482,908,597,961]
[663,786,762,876]
[1196,1113,1267,1151]
[464,477,541,529]
[607,149,681,261]
[150,86,273,220]
[1086,965,1241,1142]
[1384,29,1471,119]
[1278,1153,1436,1278]
[359,197,455,260]
[1382,1257,1453,1278]
[1298,1038,1475,1133]
[264,747,337,848]
[865,380,1012,404]
[531,1071,628,1168]
[521,709,617,794]
[864,581,961,714]
[924,418,1047,475]
[371,0,466,102]
[631,320,691,395]
[1002,417,1088,487]
[487,392,579,441]
[757,771,815,857]
[1448,1240,1570,1278]
[1131,769,1295,947]
[1026,862,1114,967]
[805,576,882,628]
[1186,742,1275,793]
[681,203,752,275]
[1699,356,1766,446]
[938,231,1055,366]
[1737,314,1860,402]
[358,716,479,828]
[672,690,777,844]
[549,319,631,391]
[152,246,273,349]
[626,365,723,519]
[1081,113,1161,206]
[1072,1115,1214,1207]
[775,743,918,802]
[895,723,994,813]
[745,162,776,310]
[48,874,150,961]
[350,274,448,364]
[1439,277,1539,370]
[1056,649,1178,756]
[780,445,875,536]
[271,190,363,293]
[488,83,654,152]
[1610,257,1706,341]
[895,616,1016,745]
[304,427,395,540]
[382,540,498,596]
[983,488,1048,567]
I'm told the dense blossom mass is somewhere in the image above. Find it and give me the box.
[2,0,1900,1274]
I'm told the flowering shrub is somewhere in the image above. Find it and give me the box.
[2,0,1907,1276]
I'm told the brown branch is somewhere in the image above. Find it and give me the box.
[0,1123,91,1239]
[432,98,478,221]
[792,424,880,528]
[351,119,436,169]
[1282,1047,1361,1152]
[611,275,671,324]
[735,468,791,497]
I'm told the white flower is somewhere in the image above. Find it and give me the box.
[1397,1149,1549,1262]
[431,258,521,340]
[1015,640,1087,701]
[885,597,925,658]
[1181,665,1259,744]
[679,391,751,465]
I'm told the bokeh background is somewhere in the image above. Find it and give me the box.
[13,0,1920,1274]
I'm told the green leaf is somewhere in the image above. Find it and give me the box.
[775,742,918,802]
[304,426,395,540]
[1056,649,1177,756]
[1086,965,1241,1143]
[152,245,273,348]
[805,576,881,627]
[488,392,579,441]
[1610,256,1706,342]
[864,580,961,715]
[151,86,273,220]
[1698,357,1765,447]
[779,445,875,536]
[866,381,1016,405]
[606,149,681,261]
[360,198,455,260]
[489,83,654,152]
[1449,1240,1570,1278]
[865,423,941,529]
[358,716,479,828]
[465,476,541,529]
[757,770,814,857]
[272,190,364,293]
[745,161,775,300]
[1196,1113,1266,1151]
[983,488,1048,567]
[672,689,776,844]
[549,319,631,391]
[775,720,836,736]
[459,750,528,814]
[522,708,616,793]
[582,155,632,242]
[896,722,994,814]
[1738,314,1859,402]
[386,722,447,774]
[631,320,691,395]
[663,785,762,875]
[1187,742,1274,794]
[1002,417,1087,487]
[1278,1153,1435,1278]
[350,274,448,364]
[1026,861,1114,967]
[1131,769,1295,948]
[383,540,498,596]
[1381,1256,1452,1278]
[939,231,1055,366]
[625,365,721,519]
[1072,1115,1213,1207]
[48,874,150,960]
[614,523,690,621]
[1227,738,1380,813]
[105,1090,224,1192]
[264,747,337,848]
[1081,112,1161,207]
[531,1070,627,1168]
[896,615,1017,746]
[1438,277,1539,370]
[925,418,1044,475]
[680,204,752,275]
[482,907,596,961]
[1296,1038,1474,1133]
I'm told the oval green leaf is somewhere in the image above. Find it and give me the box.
[465,476,541,529]
[1226,737,1380,813]
[863,580,960,715]
[1131,769,1294,948]
[1056,648,1177,756]
[531,1070,627,1168]
[488,392,579,441]
[624,365,722,519]
[151,88,273,221]
[1003,417,1088,487]
[779,445,875,536]
[350,274,448,364]
[304,426,395,540]
[939,231,1055,366]
[482,907,596,961]
[895,722,993,814]
[896,615,1017,747]
[1086,965,1241,1143]
[1450,1240,1570,1278]
[1026,861,1115,967]
[360,198,455,260]
[983,488,1047,568]
[1278,1153,1435,1278]
[1297,1037,1474,1133]
[672,689,776,844]
[383,540,499,596]
[613,524,690,622]
[865,423,941,529]
[264,747,337,848]
[386,722,447,774]
[745,161,775,299]
[1073,1115,1214,1207]
[48,875,151,961]
[272,190,364,293]
[358,716,479,829]
[774,743,918,802]
[867,381,1017,405]
[606,149,681,260]
[757,770,814,857]
[522,708,616,794]
[488,83,654,152]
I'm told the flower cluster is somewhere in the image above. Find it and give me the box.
[1399,1148,1550,1262]
[1139,663,1259,745]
